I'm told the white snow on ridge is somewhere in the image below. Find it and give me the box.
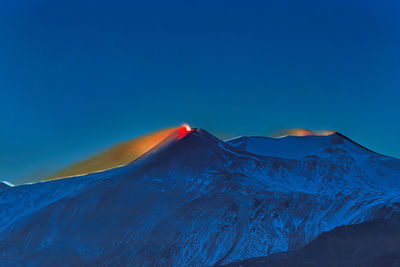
[226,133,373,159]
[0,181,14,187]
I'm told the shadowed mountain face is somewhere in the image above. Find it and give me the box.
[1,128,400,266]
[220,216,400,267]
[45,126,187,180]
[0,181,12,189]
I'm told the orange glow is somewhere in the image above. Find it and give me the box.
[44,127,182,180]
[279,128,336,137]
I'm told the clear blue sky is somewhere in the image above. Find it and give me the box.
[1,0,399,183]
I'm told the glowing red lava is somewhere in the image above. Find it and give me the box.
[176,123,192,140]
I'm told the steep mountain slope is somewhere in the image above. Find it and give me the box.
[1,128,400,266]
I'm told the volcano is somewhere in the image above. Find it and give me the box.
[1,126,400,266]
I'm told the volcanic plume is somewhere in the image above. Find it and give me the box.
[276,128,336,137]
[45,125,192,180]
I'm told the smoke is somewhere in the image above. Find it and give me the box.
[272,128,336,137]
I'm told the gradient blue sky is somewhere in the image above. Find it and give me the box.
[1,0,399,183]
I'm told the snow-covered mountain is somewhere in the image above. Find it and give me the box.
[0,127,399,266]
